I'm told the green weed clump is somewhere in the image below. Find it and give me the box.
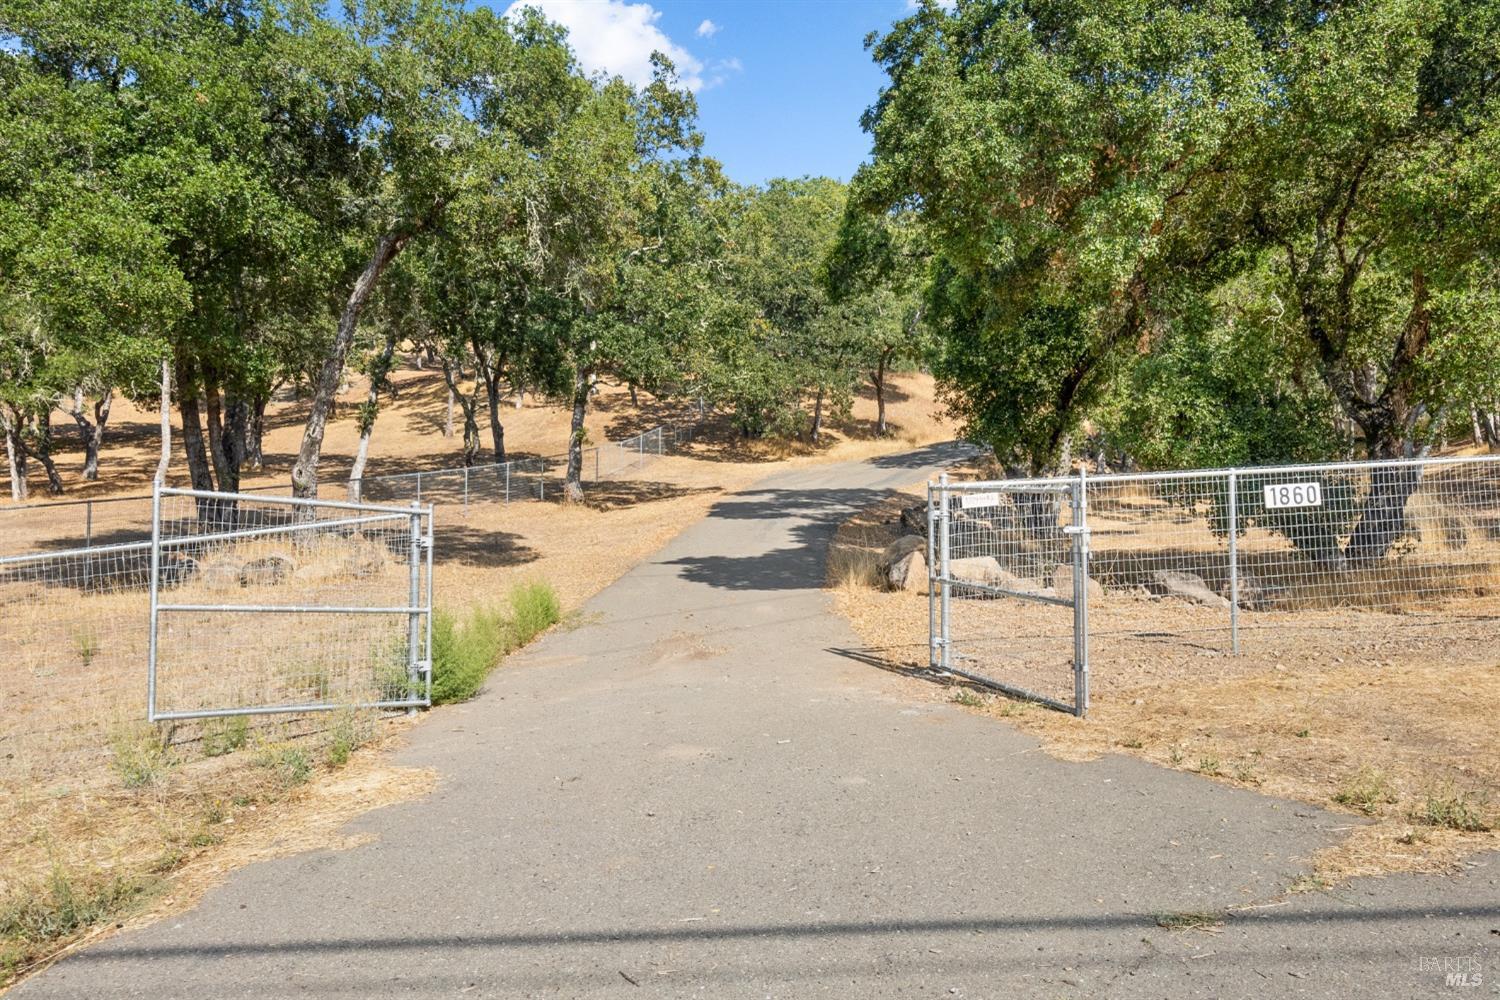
[257,744,312,789]
[201,716,250,758]
[324,710,374,767]
[1416,789,1492,832]
[429,581,561,705]
[1,866,147,975]
[110,724,173,789]
[508,581,562,646]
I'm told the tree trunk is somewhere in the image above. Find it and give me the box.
[21,410,64,495]
[513,378,524,409]
[444,384,455,438]
[203,376,232,491]
[810,388,825,444]
[176,359,216,493]
[629,382,638,407]
[221,392,248,494]
[1344,460,1425,566]
[439,354,480,467]
[872,350,890,437]
[66,387,111,481]
[247,394,267,471]
[470,341,508,463]
[2,406,27,501]
[292,221,427,499]
[155,358,171,487]
[349,331,399,503]
[564,366,591,502]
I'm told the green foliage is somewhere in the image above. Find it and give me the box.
[856,0,1500,471]
[323,711,374,768]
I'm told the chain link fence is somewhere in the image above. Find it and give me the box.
[930,455,1500,717]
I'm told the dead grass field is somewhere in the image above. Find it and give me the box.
[828,479,1500,885]
[1,367,955,986]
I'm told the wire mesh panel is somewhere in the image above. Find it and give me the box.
[351,457,545,509]
[0,493,155,558]
[929,477,1088,715]
[932,456,1500,715]
[0,539,158,776]
[149,487,433,720]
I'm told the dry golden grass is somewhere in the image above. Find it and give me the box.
[1,369,956,988]
[828,483,1500,884]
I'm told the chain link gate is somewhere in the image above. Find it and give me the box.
[928,472,1091,716]
[147,486,434,721]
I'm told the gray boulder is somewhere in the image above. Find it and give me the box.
[1149,569,1230,608]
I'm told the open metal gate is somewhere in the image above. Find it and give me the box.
[148,486,434,721]
[928,472,1090,716]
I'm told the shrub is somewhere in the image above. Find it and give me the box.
[429,582,560,706]
[429,608,507,705]
[507,581,561,648]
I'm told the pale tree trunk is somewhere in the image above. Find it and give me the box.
[292,222,427,499]
[564,366,592,502]
[155,358,171,487]
[349,331,399,503]
[512,377,524,409]
[444,384,455,438]
[66,387,111,480]
[2,406,27,501]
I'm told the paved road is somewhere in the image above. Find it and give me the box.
[19,445,1498,999]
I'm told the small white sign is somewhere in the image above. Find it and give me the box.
[960,491,1001,510]
[1263,481,1323,510]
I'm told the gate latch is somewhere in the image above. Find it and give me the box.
[1062,525,1090,537]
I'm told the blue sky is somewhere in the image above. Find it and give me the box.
[497,1,918,186]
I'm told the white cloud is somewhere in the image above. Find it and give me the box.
[504,0,707,91]
[696,18,719,38]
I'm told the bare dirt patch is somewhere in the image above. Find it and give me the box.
[828,483,1500,883]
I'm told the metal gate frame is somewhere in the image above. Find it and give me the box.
[147,485,435,722]
[928,471,1091,717]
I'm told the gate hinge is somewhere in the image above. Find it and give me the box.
[1062,525,1091,537]
[415,660,432,676]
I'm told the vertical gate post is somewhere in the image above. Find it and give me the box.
[1070,469,1091,718]
[423,505,435,706]
[1227,470,1240,655]
[927,482,937,670]
[938,473,952,673]
[147,483,163,722]
[406,502,423,716]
